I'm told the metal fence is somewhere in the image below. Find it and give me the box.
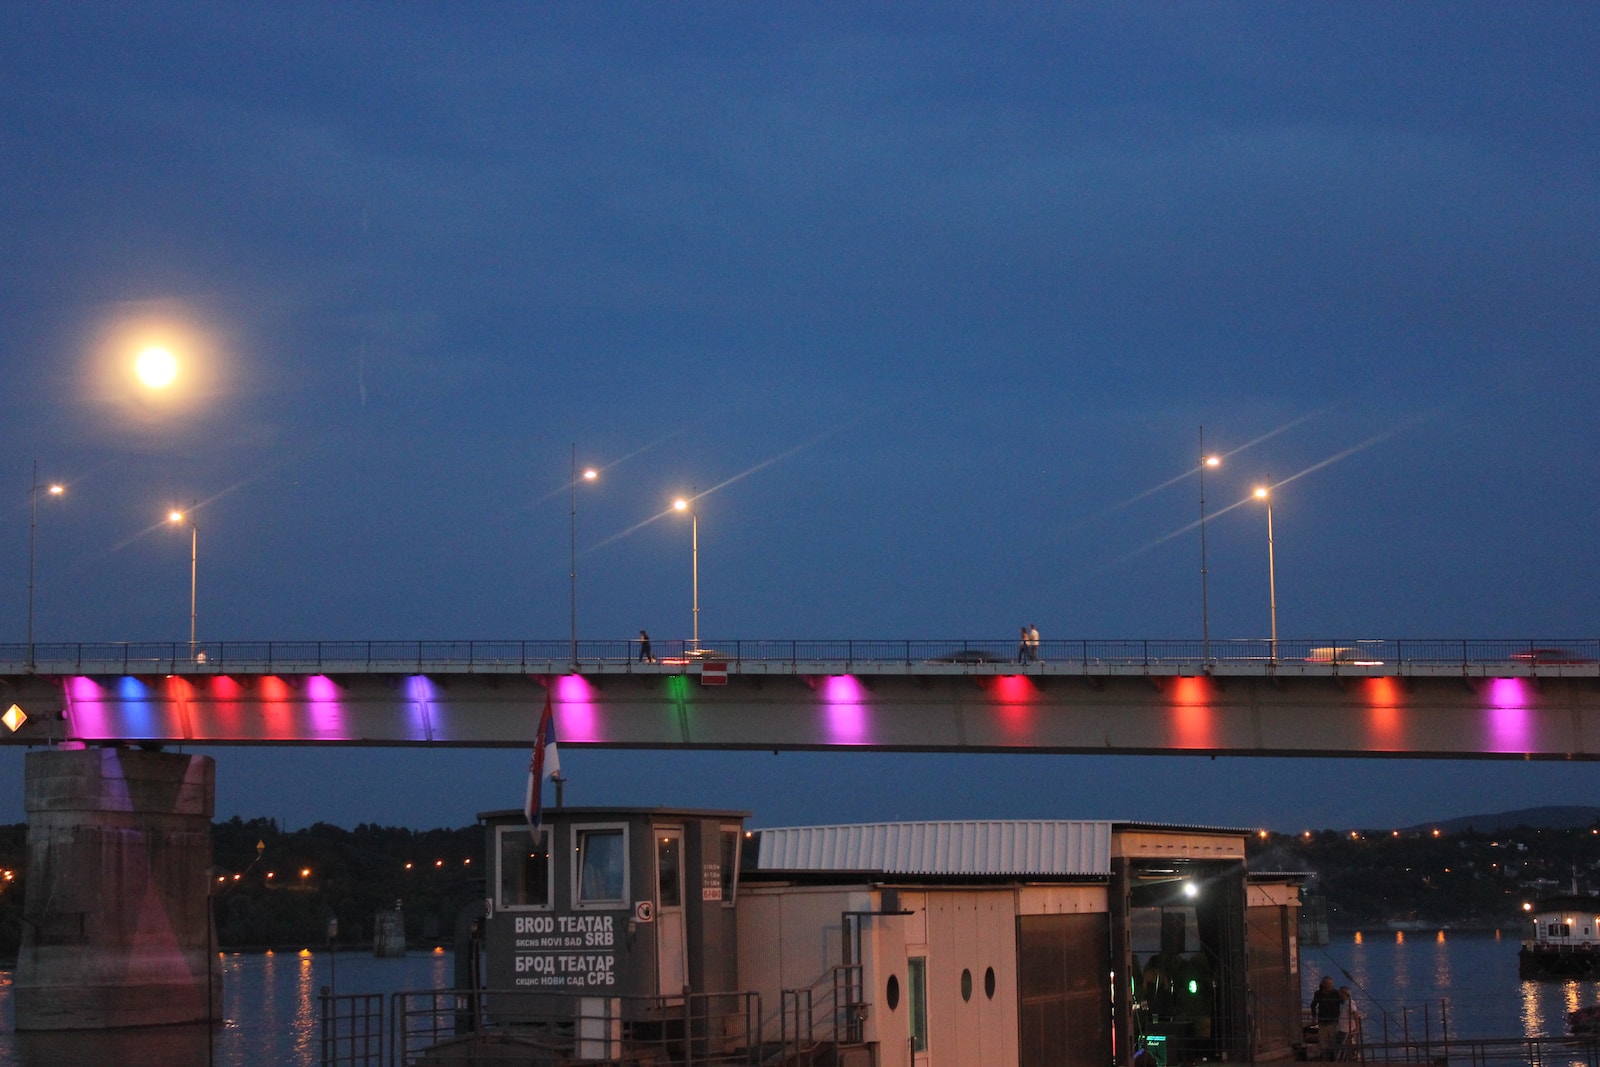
[321,991,385,1067]
[365,987,762,1067]
[1343,1035,1600,1067]
[7,637,1600,675]
[1301,1001,1600,1067]
[317,982,879,1067]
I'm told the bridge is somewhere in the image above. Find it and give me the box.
[4,636,1600,759]
[9,637,1600,1031]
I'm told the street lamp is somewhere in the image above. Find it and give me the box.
[168,508,198,660]
[672,496,699,652]
[569,446,598,664]
[1253,482,1278,662]
[1198,430,1220,663]
[27,461,65,669]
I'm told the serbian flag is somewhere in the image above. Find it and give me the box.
[524,692,561,831]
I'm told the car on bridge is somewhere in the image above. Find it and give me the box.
[1510,648,1594,665]
[1305,646,1385,666]
[925,649,1014,664]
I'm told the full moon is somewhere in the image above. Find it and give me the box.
[135,346,178,388]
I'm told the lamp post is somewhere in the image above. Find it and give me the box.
[569,446,597,665]
[27,460,64,670]
[672,496,699,652]
[1253,482,1278,662]
[1198,430,1220,663]
[168,508,198,660]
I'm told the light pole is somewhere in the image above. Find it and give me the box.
[1198,431,1220,663]
[27,461,64,670]
[1253,482,1278,662]
[569,446,597,665]
[168,508,198,659]
[672,496,698,652]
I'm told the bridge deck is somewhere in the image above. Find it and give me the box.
[3,637,1598,678]
[0,637,1597,758]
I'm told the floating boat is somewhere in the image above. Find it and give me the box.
[1520,895,1600,980]
[1570,1006,1600,1035]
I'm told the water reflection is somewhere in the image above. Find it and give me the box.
[0,950,453,1067]
[1313,932,1600,1043]
[1522,977,1543,1034]
[294,952,317,1061]
[1431,931,1452,1003]
[9,1022,211,1067]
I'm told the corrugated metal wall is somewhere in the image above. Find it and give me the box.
[757,820,1113,876]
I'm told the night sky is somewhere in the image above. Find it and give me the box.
[2,4,1596,832]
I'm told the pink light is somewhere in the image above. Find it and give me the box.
[306,676,346,736]
[209,676,245,698]
[202,676,247,734]
[1488,677,1527,709]
[989,675,1037,741]
[65,676,111,739]
[819,675,870,745]
[1487,678,1530,752]
[554,674,597,740]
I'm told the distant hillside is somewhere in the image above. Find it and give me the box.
[1408,806,1600,834]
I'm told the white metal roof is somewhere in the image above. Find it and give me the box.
[754,820,1114,877]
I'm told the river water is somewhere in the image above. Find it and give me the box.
[0,948,452,1066]
[3,931,1599,1064]
[1306,929,1600,1042]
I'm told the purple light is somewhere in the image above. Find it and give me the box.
[306,675,346,737]
[403,675,437,742]
[66,676,110,739]
[1487,678,1531,752]
[554,674,596,740]
[819,675,870,745]
[1488,677,1526,709]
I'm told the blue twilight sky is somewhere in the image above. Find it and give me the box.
[1,4,1597,832]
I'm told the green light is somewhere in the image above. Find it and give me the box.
[1187,979,1198,995]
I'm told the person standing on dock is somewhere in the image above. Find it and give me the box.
[1337,986,1361,1059]
[1311,976,1342,1059]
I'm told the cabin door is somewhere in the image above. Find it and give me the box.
[656,828,687,997]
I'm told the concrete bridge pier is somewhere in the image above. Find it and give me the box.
[13,747,220,1030]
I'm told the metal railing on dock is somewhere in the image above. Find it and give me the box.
[1342,1035,1600,1067]
[317,986,764,1067]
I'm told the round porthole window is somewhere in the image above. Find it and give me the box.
[886,974,900,1011]
[961,968,973,1002]
[984,966,996,999]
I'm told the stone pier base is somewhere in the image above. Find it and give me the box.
[13,747,220,1030]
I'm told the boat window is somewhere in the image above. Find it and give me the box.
[908,957,928,1052]
[718,826,741,906]
[496,825,551,909]
[575,825,628,907]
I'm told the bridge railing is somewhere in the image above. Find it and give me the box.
[5,637,1598,674]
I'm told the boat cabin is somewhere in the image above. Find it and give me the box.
[1520,895,1600,979]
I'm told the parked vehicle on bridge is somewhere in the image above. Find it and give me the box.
[926,649,1012,664]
